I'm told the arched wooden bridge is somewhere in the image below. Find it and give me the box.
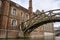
[23,9,60,33]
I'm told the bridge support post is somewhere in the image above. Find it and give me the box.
[24,32,30,38]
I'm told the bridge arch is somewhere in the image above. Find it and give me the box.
[25,19,60,33]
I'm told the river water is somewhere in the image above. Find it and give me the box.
[0,38,55,40]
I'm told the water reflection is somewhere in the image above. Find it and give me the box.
[0,38,54,40]
[0,32,55,40]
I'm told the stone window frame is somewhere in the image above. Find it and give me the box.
[25,13,29,20]
[20,11,24,17]
[0,1,2,18]
[11,19,17,26]
[0,1,2,11]
[11,8,16,16]
[0,1,2,7]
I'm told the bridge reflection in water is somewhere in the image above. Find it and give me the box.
[0,32,55,40]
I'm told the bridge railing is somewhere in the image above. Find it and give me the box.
[23,12,44,30]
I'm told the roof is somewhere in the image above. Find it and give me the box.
[10,1,28,13]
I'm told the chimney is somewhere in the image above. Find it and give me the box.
[29,0,32,18]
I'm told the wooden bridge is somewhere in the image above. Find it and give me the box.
[23,9,60,33]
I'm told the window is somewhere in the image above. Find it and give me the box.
[26,14,29,20]
[20,12,24,18]
[11,19,17,26]
[11,8,16,15]
[0,1,2,12]
[27,14,29,19]
[26,14,28,19]
[0,1,2,18]
[20,12,23,16]
[12,9,16,15]
[16,4,20,7]
[0,1,2,7]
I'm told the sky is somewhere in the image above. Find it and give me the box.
[11,0,60,27]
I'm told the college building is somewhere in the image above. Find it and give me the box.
[0,0,54,38]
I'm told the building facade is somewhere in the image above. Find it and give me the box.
[0,0,54,38]
[0,0,36,38]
